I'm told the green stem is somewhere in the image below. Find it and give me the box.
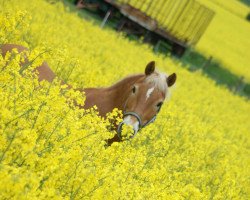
[0,130,17,163]
[4,108,34,127]
[19,49,51,74]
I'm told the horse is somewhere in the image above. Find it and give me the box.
[1,44,177,145]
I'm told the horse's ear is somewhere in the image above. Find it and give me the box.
[145,61,155,75]
[167,73,176,87]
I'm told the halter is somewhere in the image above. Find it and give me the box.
[117,111,158,139]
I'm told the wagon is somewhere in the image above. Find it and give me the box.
[75,0,215,57]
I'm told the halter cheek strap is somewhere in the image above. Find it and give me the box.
[142,115,156,127]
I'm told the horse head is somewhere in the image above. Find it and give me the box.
[117,61,176,138]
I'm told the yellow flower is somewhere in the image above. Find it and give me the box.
[0,0,249,199]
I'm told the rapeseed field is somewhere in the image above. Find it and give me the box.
[197,0,250,82]
[0,0,249,199]
[119,0,250,81]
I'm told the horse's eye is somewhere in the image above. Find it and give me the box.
[157,102,163,108]
[132,86,136,93]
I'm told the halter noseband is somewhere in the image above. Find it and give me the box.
[117,111,157,139]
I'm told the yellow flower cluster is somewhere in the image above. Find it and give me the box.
[0,0,249,199]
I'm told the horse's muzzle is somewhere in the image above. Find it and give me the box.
[117,112,142,139]
[117,121,138,139]
[117,111,157,140]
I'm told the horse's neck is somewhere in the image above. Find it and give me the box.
[83,74,144,117]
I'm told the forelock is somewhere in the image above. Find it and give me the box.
[145,70,168,95]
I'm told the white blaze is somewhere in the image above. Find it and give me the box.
[146,87,155,100]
